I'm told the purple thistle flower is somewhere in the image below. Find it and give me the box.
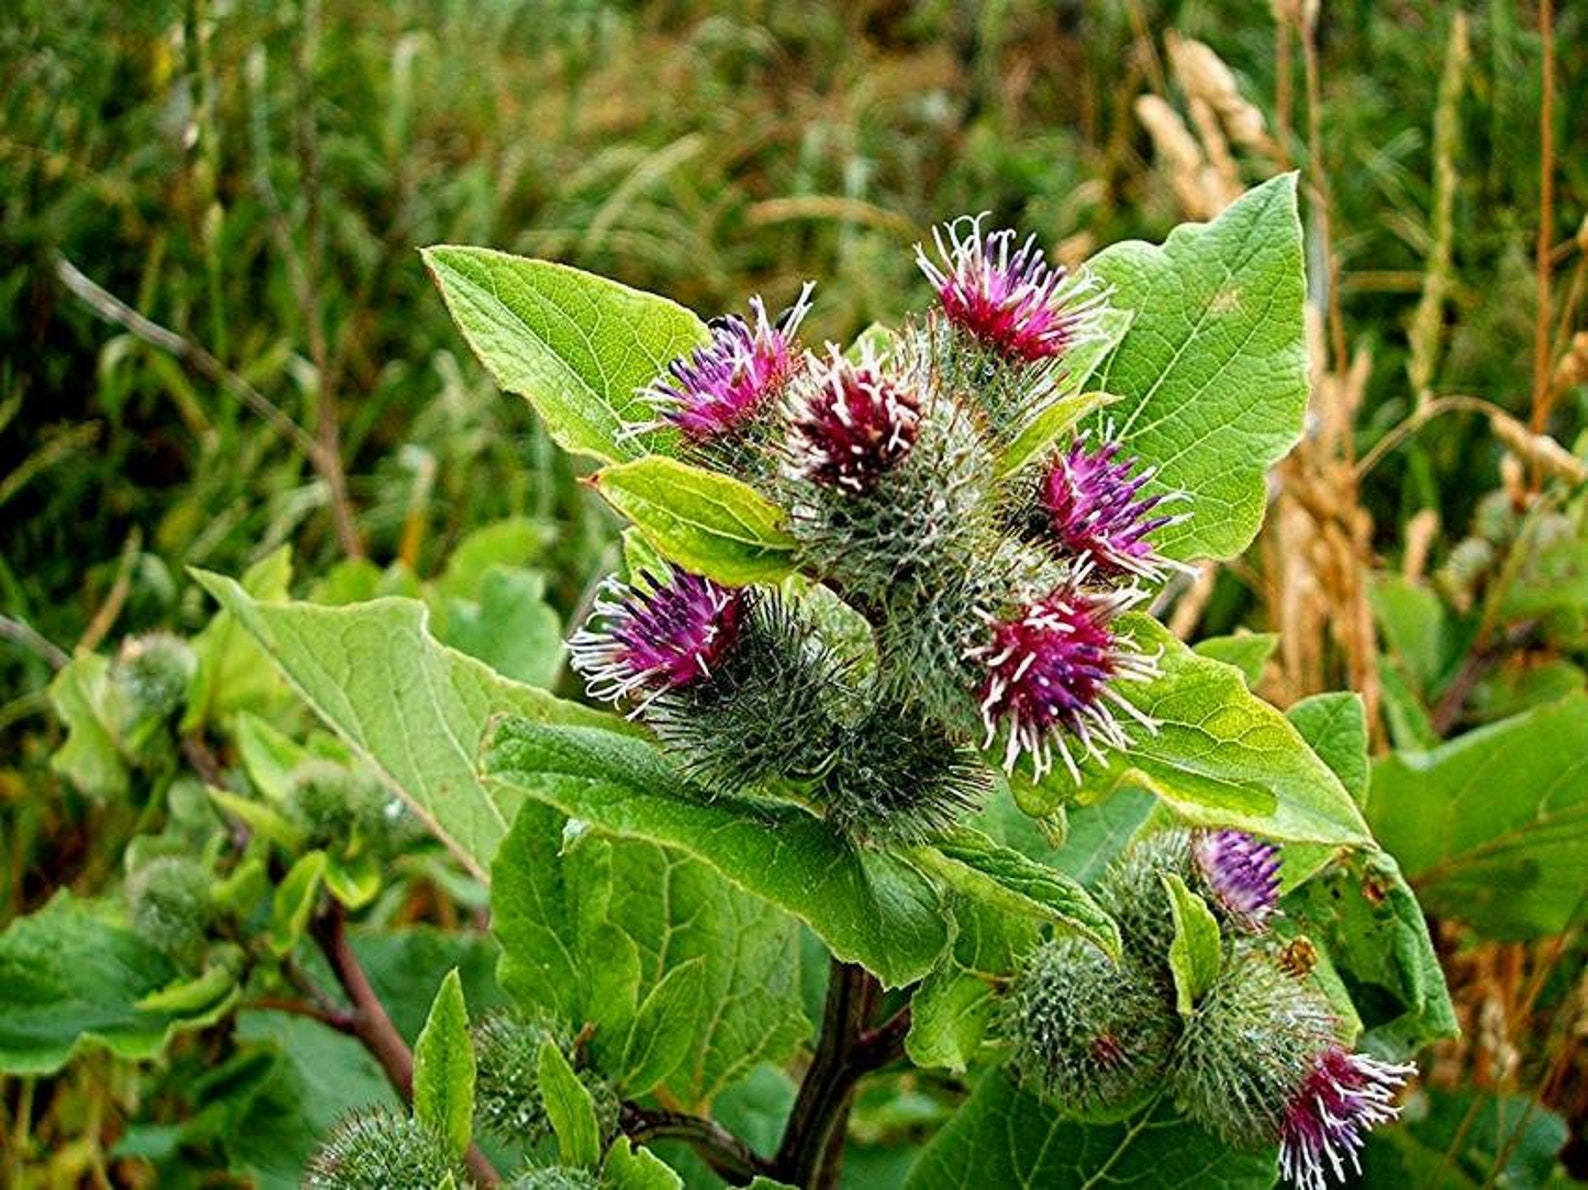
[1279,1047,1414,1190]
[568,568,746,708]
[969,572,1159,779]
[1042,438,1179,578]
[916,214,1108,363]
[787,347,922,494]
[645,284,815,442]
[1193,829,1282,931]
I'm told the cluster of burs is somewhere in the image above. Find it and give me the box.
[1007,827,1412,1190]
[571,216,1173,845]
[569,216,1412,1190]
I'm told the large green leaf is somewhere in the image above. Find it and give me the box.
[1087,174,1307,563]
[904,1073,1276,1188]
[1369,693,1588,938]
[482,719,950,988]
[593,456,798,585]
[423,246,710,462]
[493,802,810,1108]
[1079,616,1371,847]
[193,572,614,879]
[1284,850,1458,1053]
[0,892,236,1075]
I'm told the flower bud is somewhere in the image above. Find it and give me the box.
[1192,829,1281,932]
[472,1010,567,1144]
[572,572,841,793]
[114,632,196,758]
[643,284,814,473]
[304,1109,467,1189]
[126,855,212,963]
[1004,937,1176,1120]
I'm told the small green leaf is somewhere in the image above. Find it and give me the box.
[208,787,306,851]
[905,1072,1275,1188]
[1162,873,1222,1016]
[1370,692,1588,938]
[1087,174,1308,563]
[423,246,710,462]
[47,653,129,802]
[133,952,241,1016]
[906,893,1037,1072]
[234,710,313,804]
[413,968,475,1158]
[1191,632,1279,689]
[482,719,950,988]
[183,546,293,731]
[912,828,1120,958]
[323,849,381,910]
[620,959,708,1095]
[436,516,559,601]
[593,456,798,585]
[269,851,326,956]
[605,1136,685,1189]
[538,1037,602,1167]
[1080,615,1371,847]
[999,387,1124,478]
[193,571,618,879]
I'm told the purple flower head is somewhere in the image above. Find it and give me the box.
[568,568,746,708]
[1042,438,1179,578]
[646,284,815,442]
[788,346,922,494]
[916,215,1108,363]
[1280,1048,1414,1190]
[1193,829,1282,931]
[969,573,1158,780]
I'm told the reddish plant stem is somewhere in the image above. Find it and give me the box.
[772,961,910,1189]
[310,903,500,1185]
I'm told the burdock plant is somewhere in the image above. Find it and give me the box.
[408,174,1451,1187]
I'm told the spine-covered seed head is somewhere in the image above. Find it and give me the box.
[1192,829,1282,932]
[1004,937,1176,1120]
[304,1109,467,1189]
[916,215,1108,365]
[472,1010,567,1144]
[1038,438,1179,580]
[969,574,1158,780]
[643,284,814,454]
[788,346,921,494]
[815,703,992,844]
[1094,828,1195,961]
[509,1169,602,1190]
[1170,950,1341,1152]
[569,567,747,709]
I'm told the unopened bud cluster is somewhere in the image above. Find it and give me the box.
[1005,828,1413,1190]
[573,217,1184,843]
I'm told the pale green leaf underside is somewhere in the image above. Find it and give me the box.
[193,571,616,880]
[1088,174,1307,563]
[1370,692,1588,938]
[594,456,797,585]
[905,1073,1276,1189]
[481,719,950,988]
[1082,615,1370,847]
[916,829,1119,958]
[423,246,710,462]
